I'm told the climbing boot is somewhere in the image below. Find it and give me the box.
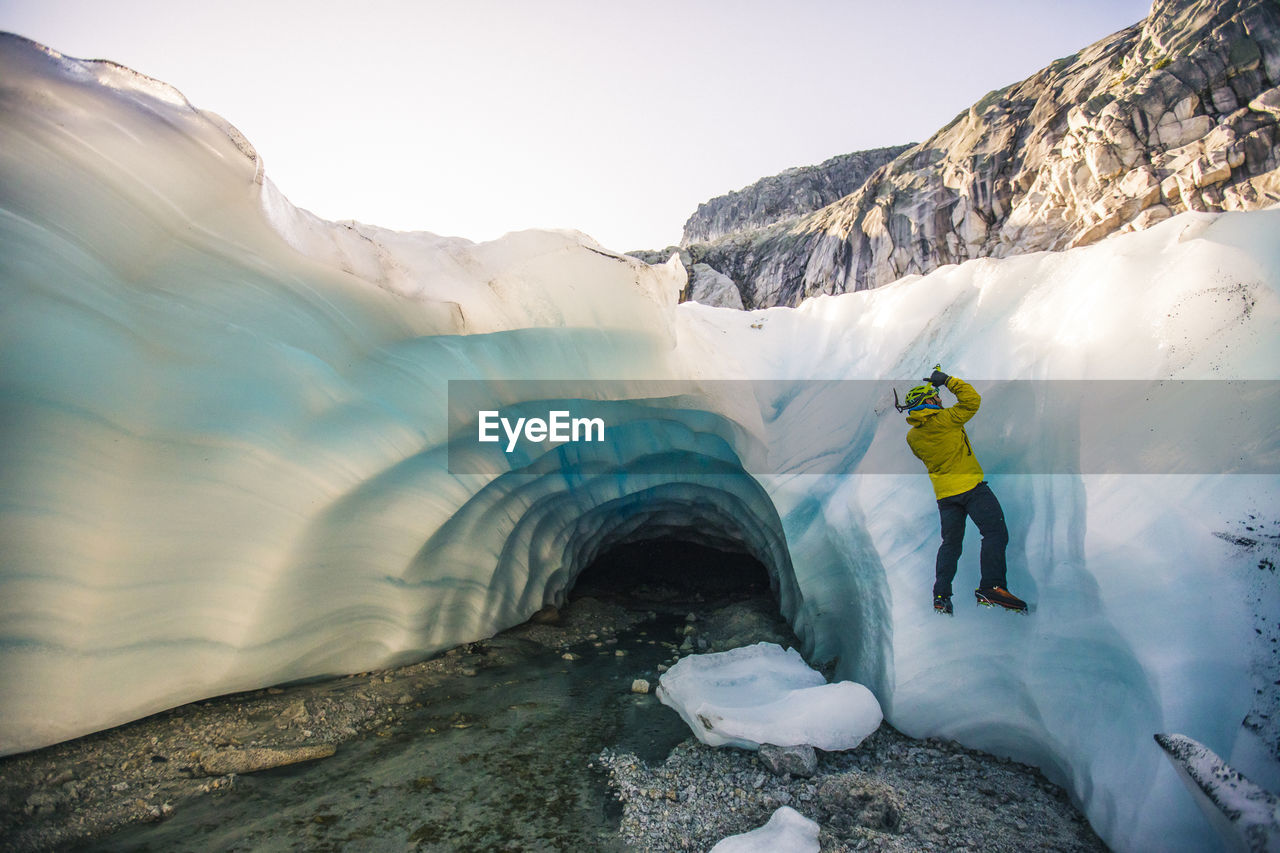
[975,586,1028,613]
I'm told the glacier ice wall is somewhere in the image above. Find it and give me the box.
[2,33,1279,853]
[0,33,704,753]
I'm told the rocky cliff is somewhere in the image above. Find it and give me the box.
[680,146,912,244]
[671,0,1280,308]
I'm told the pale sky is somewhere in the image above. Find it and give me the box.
[0,0,1151,251]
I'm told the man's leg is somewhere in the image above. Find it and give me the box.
[966,482,1009,590]
[934,496,967,598]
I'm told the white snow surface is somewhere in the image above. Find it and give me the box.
[708,806,820,853]
[656,643,883,750]
[2,33,1279,853]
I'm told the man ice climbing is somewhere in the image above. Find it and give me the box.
[896,367,1027,615]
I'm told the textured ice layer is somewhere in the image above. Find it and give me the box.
[656,643,882,750]
[1,34,1279,853]
[708,806,820,853]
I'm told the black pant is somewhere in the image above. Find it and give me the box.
[933,481,1008,598]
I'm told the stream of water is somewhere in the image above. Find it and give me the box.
[86,613,694,852]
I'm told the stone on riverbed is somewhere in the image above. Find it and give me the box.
[813,773,904,833]
[529,604,560,625]
[758,743,818,778]
[197,744,336,776]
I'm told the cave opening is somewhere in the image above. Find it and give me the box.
[570,537,774,611]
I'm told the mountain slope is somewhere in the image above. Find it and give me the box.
[680,145,912,244]
[679,0,1280,308]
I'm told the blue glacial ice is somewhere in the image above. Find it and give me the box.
[1,33,1279,853]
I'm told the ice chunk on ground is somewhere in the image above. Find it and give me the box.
[656,643,883,750]
[1155,733,1280,853]
[708,806,820,853]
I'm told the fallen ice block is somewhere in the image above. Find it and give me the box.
[1154,733,1280,853]
[656,642,883,750]
[708,805,820,853]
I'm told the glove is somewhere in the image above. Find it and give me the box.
[925,366,950,387]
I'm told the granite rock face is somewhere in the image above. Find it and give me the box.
[681,146,912,244]
[678,0,1280,308]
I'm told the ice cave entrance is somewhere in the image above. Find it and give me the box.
[571,538,774,607]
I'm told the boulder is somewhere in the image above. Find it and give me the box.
[814,773,905,833]
[1118,165,1161,206]
[1249,86,1280,118]
[758,743,818,778]
[198,744,336,776]
[529,604,560,625]
[687,264,744,310]
[1193,150,1233,186]
[1129,204,1174,231]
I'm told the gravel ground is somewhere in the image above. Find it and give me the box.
[0,645,492,851]
[0,597,640,852]
[0,591,1109,851]
[596,594,1109,852]
[598,727,1108,852]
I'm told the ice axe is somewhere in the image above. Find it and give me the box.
[892,364,944,413]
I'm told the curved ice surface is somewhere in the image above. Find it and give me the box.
[2,34,1279,853]
[656,643,883,750]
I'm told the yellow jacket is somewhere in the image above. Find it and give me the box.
[905,376,984,499]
